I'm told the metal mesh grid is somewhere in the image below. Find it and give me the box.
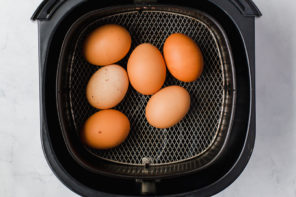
[67,10,227,166]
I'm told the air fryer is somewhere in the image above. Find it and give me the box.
[32,0,261,196]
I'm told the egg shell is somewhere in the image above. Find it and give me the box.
[81,109,130,149]
[86,64,129,109]
[163,33,204,82]
[145,86,191,128]
[84,24,131,66]
[127,43,166,95]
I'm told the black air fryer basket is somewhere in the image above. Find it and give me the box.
[32,0,261,196]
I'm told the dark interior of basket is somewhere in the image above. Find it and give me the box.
[57,6,235,177]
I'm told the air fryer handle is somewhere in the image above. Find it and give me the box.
[230,0,262,17]
[31,0,66,21]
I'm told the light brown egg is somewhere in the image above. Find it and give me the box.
[84,24,131,66]
[127,43,166,95]
[146,86,190,128]
[86,64,129,109]
[81,110,130,149]
[163,33,204,82]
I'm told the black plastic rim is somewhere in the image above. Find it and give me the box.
[36,0,257,196]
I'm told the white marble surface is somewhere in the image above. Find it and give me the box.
[0,0,295,196]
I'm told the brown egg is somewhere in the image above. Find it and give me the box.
[163,33,204,82]
[81,110,130,149]
[86,64,129,109]
[84,24,131,66]
[146,86,190,128]
[127,43,166,95]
